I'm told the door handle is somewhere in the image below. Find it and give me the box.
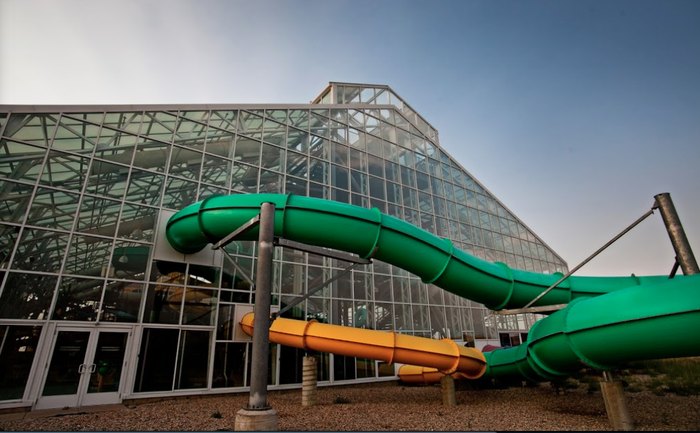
[88,363,96,374]
[78,363,86,374]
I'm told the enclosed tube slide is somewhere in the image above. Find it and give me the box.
[239,312,486,379]
[166,193,700,382]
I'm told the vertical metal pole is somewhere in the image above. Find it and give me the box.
[248,202,275,410]
[654,193,700,275]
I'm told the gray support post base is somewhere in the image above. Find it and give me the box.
[234,408,279,432]
[440,375,457,406]
[600,374,633,431]
[302,355,317,407]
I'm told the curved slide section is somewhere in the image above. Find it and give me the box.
[484,275,700,381]
[166,193,700,382]
[239,312,486,379]
[166,193,674,310]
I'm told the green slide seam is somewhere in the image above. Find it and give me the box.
[492,262,515,311]
[424,238,455,285]
[363,207,383,259]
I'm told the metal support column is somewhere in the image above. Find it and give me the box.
[235,202,278,431]
[654,192,700,275]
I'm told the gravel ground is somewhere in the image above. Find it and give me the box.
[1,381,698,431]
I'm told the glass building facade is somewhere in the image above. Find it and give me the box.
[0,82,567,410]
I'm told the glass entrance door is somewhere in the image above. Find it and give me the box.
[35,326,131,410]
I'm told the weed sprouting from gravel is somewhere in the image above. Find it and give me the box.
[333,396,351,404]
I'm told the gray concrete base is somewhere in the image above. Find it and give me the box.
[234,408,279,431]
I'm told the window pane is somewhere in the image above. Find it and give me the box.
[175,330,210,389]
[52,276,103,321]
[0,325,42,400]
[27,187,80,230]
[134,328,178,392]
[0,272,57,319]
[11,228,69,272]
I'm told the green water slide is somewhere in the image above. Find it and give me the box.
[166,193,700,381]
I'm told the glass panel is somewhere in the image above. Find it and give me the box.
[356,357,375,379]
[373,274,391,302]
[182,288,216,326]
[85,160,129,199]
[143,284,182,324]
[212,342,247,388]
[0,181,30,225]
[412,304,428,331]
[174,118,207,144]
[375,302,393,330]
[286,151,308,178]
[53,276,103,321]
[26,187,80,230]
[162,177,197,210]
[124,169,164,205]
[4,114,58,147]
[208,110,238,132]
[222,257,253,291]
[205,133,235,159]
[11,228,68,272]
[141,112,176,143]
[237,111,264,137]
[174,330,210,389]
[0,141,46,183]
[262,119,286,146]
[52,117,99,153]
[64,235,112,277]
[353,271,371,300]
[42,331,89,396]
[234,135,261,165]
[39,151,89,191]
[116,204,156,242]
[87,332,128,394]
[76,196,121,235]
[308,158,328,184]
[0,325,42,400]
[101,280,144,322]
[93,128,137,165]
[132,141,170,172]
[0,224,19,269]
[288,110,308,129]
[260,143,285,172]
[133,328,178,392]
[333,354,355,381]
[168,146,202,181]
[230,163,259,193]
[286,128,308,153]
[0,272,57,319]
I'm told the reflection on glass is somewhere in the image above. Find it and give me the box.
[42,331,89,396]
[212,342,247,388]
[134,328,178,392]
[101,281,144,322]
[53,276,103,321]
[0,325,42,400]
[87,332,127,394]
[182,288,216,326]
[174,330,210,389]
[64,235,112,276]
[12,228,69,272]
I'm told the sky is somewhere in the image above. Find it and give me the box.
[1,0,699,277]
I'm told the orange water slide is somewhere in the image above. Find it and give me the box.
[240,312,487,380]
